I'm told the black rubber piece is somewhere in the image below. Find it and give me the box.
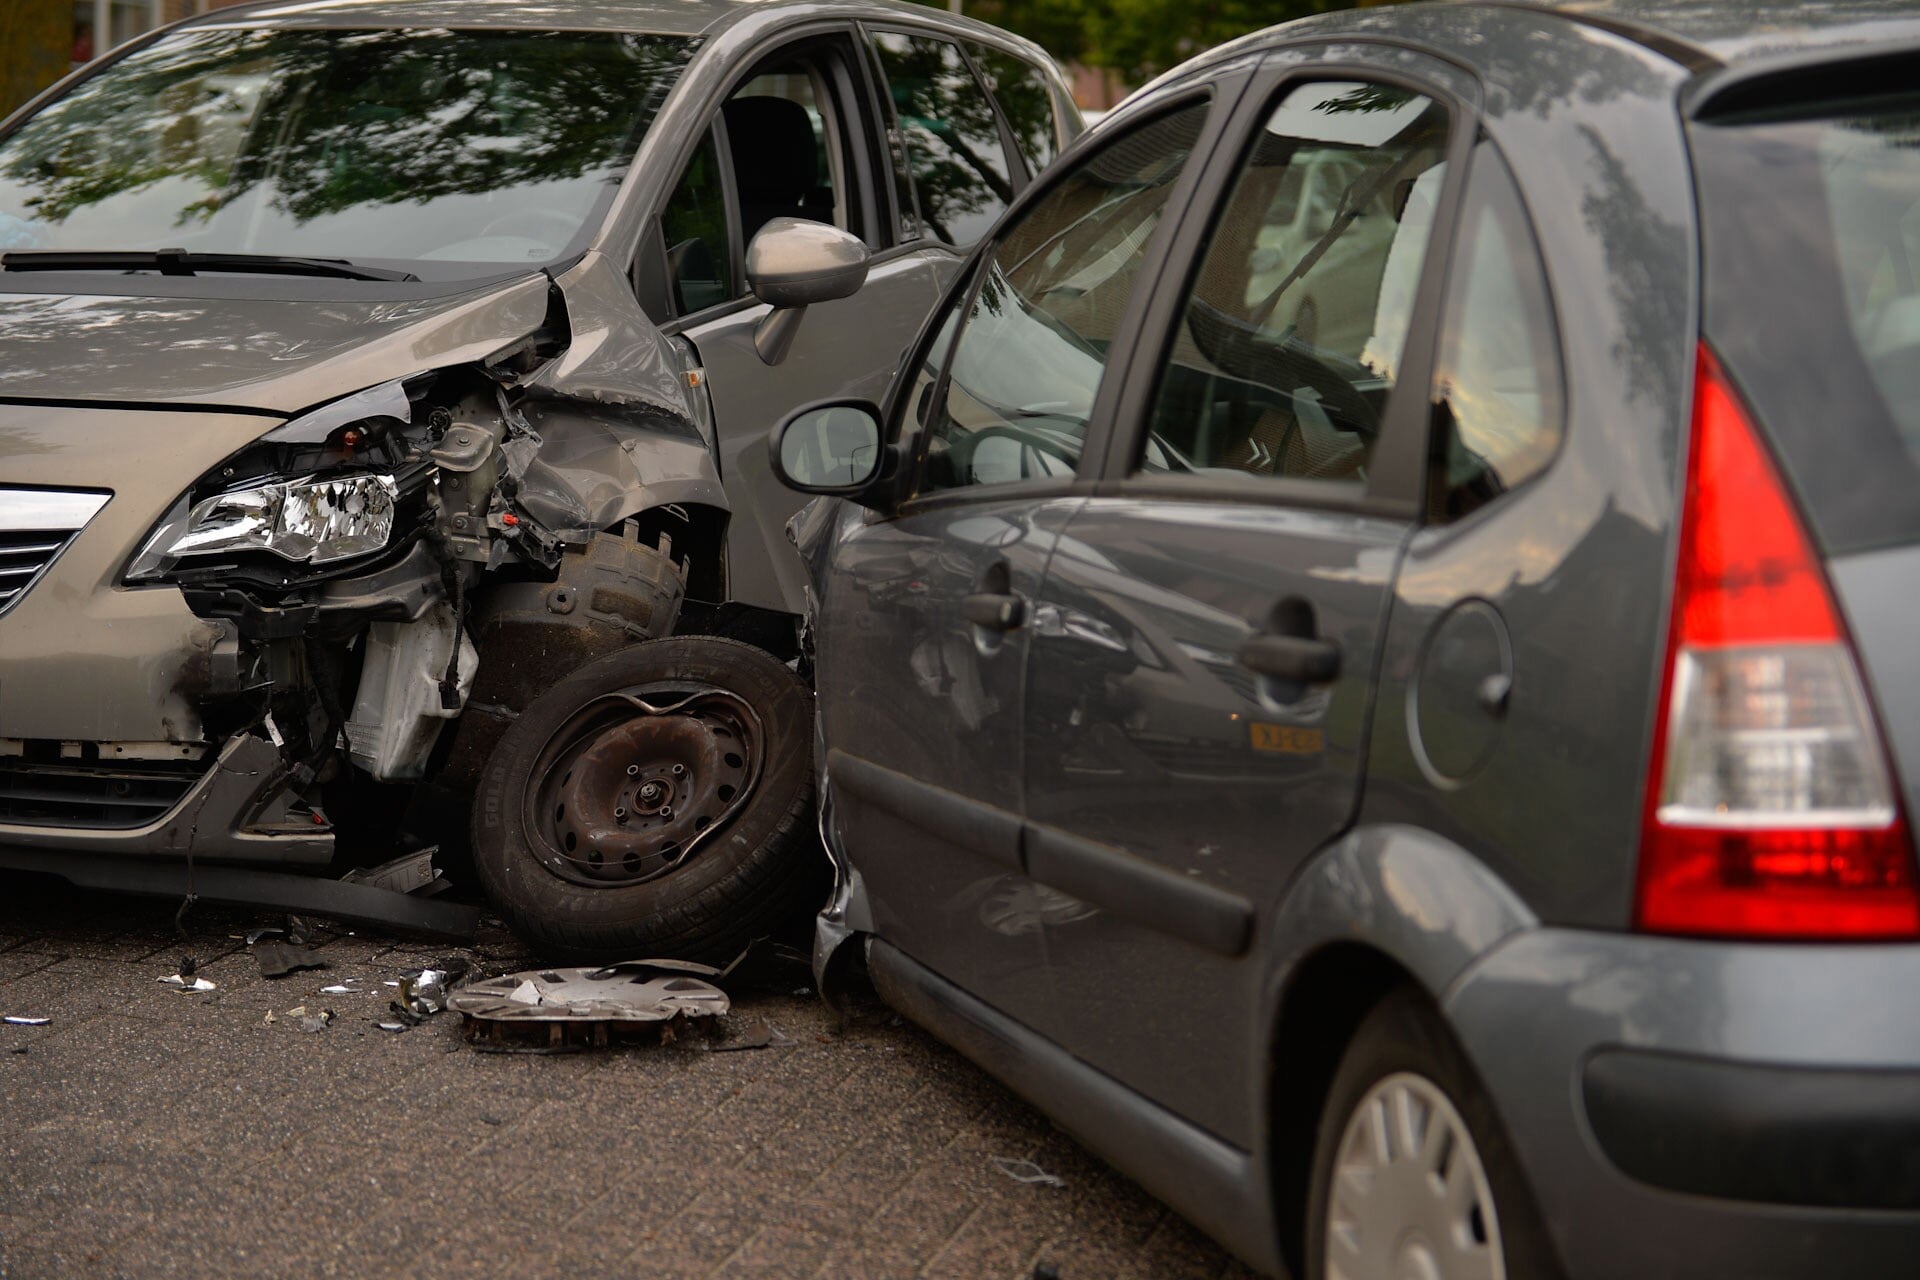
[1584,1048,1920,1209]
[470,636,823,963]
[1304,987,1565,1280]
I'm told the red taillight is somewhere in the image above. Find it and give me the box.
[1635,347,1920,940]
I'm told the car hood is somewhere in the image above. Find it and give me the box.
[0,274,554,416]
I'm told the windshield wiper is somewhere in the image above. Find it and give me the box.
[0,249,417,283]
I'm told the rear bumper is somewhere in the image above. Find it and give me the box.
[1446,928,1920,1278]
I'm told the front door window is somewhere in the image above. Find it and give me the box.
[910,104,1210,497]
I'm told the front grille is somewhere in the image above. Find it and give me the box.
[0,489,110,617]
[0,529,75,615]
[0,756,210,830]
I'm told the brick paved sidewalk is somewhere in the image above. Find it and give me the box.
[0,875,1256,1280]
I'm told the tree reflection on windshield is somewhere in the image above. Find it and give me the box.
[0,28,692,275]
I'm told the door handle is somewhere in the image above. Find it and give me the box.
[963,592,1027,632]
[1238,633,1340,683]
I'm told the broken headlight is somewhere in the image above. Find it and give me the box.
[131,473,399,577]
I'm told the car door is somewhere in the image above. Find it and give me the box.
[660,28,950,616]
[815,98,1222,1025]
[1018,57,1479,1148]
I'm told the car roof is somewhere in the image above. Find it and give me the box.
[1550,0,1920,67]
[1107,0,1920,130]
[180,0,1040,44]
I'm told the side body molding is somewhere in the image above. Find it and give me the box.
[826,748,1022,871]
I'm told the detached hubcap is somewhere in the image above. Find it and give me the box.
[1326,1072,1503,1280]
[530,686,761,886]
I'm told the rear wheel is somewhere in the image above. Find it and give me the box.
[1305,989,1561,1280]
[471,636,821,962]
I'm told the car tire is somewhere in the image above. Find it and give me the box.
[471,636,822,963]
[1304,988,1563,1280]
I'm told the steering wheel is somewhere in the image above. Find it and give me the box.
[476,208,581,246]
[1187,299,1382,441]
[947,420,1084,484]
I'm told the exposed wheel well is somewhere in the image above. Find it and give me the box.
[1267,943,1421,1276]
[624,502,729,605]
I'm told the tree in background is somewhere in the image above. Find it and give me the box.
[0,1,73,122]
[1090,0,1352,82]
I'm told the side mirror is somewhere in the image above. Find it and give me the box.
[746,218,870,366]
[768,399,891,505]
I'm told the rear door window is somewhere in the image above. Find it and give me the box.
[1135,80,1451,486]
[869,31,1015,247]
[966,43,1061,176]
[1694,89,1920,553]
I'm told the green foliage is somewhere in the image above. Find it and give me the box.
[1093,0,1351,82]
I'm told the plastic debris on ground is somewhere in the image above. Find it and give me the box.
[701,1017,796,1053]
[283,1005,333,1032]
[380,962,467,1032]
[251,939,329,979]
[158,973,216,993]
[448,959,729,1053]
[318,983,359,995]
[339,847,449,897]
[4,1016,50,1026]
[991,1156,1066,1188]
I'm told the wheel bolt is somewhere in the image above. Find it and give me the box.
[660,806,673,819]
[671,764,686,776]
[626,764,640,777]
[614,806,627,820]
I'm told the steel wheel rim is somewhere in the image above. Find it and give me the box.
[1324,1071,1504,1280]
[525,682,763,888]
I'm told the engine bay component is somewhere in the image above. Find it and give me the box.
[344,603,479,782]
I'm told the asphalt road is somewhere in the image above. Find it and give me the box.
[0,873,1258,1280]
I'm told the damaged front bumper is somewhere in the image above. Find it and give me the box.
[0,253,726,928]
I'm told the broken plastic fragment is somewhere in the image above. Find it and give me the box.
[299,1009,334,1032]
[319,984,359,995]
[4,1016,50,1026]
[704,1018,794,1053]
[376,1021,411,1033]
[339,848,442,895]
[508,980,541,1005]
[158,974,216,993]
[990,1157,1065,1188]
[253,940,328,979]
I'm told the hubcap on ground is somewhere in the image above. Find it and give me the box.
[1325,1072,1503,1280]
[528,686,762,887]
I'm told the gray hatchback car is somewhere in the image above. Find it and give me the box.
[769,2,1920,1276]
[0,0,1074,957]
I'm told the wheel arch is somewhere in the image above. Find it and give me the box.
[1258,824,1539,1273]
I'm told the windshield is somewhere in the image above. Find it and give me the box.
[1694,90,1920,553]
[0,27,693,281]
